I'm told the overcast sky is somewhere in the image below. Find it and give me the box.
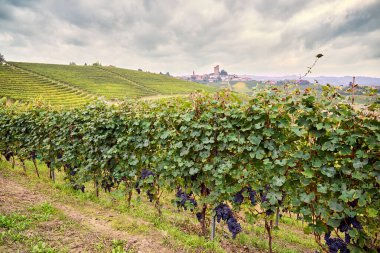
[1,0,379,76]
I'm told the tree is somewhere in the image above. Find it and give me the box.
[84,63,87,66]
[69,62,76,66]
[220,69,228,76]
[0,53,5,64]
[166,72,170,76]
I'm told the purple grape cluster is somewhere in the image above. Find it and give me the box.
[69,179,85,193]
[215,203,233,222]
[69,168,77,176]
[215,203,242,239]
[233,190,244,205]
[324,231,349,253]
[259,185,270,203]
[135,169,155,202]
[196,212,204,222]
[334,217,362,245]
[227,217,242,239]
[72,183,85,193]
[348,199,358,208]
[135,181,141,194]
[247,187,256,205]
[344,233,351,244]
[261,194,268,203]
[232,187,256,206]
[258,187,274,216]
[101,177,115,193]
[265,209,274,216]
[147,190,154,202]
[338,217,363,233]
[141,169,155,179]
[175,188,197,211]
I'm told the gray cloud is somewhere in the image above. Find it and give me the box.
[0,6,12,21]
[1,0,37,7]
[0,0,379,76]
[299,1,380,49]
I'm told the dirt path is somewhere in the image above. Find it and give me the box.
[0,174,174,253]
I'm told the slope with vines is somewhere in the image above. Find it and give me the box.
[10,62,215,100]
[0,64,94,107]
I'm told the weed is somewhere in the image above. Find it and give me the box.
[31,241,56,253]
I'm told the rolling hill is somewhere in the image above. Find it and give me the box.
[0,62,215,106]
[0,64,94,106]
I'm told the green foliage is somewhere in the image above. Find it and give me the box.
[0,88,379,252]
[31,241,56,253]
[0,203,56,250]
[0,213,31,231]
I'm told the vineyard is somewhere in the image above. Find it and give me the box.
[100,66,211,94]
[0,64,94,107]
[0,61,215,107]
[0,87,379,253]
[3,62,215,102]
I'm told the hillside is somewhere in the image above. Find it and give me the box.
[1,62,214,103]
[101,66,210,94]
[0,64,94,107]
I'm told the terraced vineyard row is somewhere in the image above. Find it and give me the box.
[10,62,155,99]
[10,62,214,100]
[0,64,94,107]
[100,66,216,94]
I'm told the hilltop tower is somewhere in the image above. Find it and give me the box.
[214,65,220,76]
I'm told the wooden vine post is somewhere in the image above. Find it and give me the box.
[351,76,356,104]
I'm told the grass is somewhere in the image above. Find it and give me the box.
[0,202,59,252]
[0,158,319,253]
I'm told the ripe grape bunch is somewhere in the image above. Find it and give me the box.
[174,188,204,222]
[338,217,362,233]
[336,216,363,246]
[324,231,349,253]
[259,187,274,216]
[215,203,242,239]
[175,188,197,211]
[232,186,256,205]
[135,169,155,202]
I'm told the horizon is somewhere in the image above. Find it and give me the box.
[1,0,380,77]
[4,59,380,79]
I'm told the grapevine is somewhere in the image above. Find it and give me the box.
[0,88,378,252]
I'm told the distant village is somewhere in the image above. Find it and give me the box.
[179,65,254,83]
[177,65,313,85]
[176,65,380,89]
